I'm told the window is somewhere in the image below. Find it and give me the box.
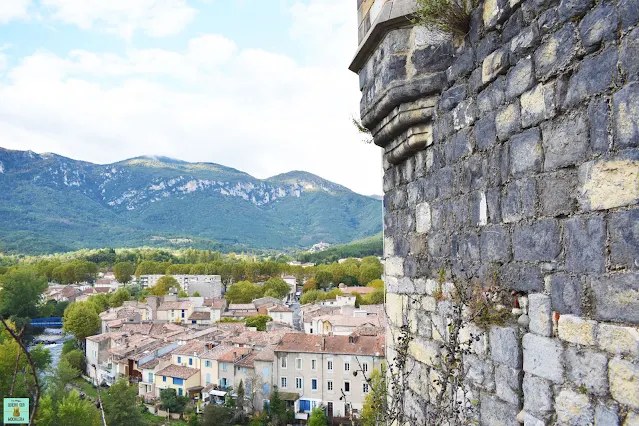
[173,378,184,385]
[311,379,318,391]
[299,400,311,412]
[178,388,183,396]
[181,310,185,318]
[192,320,196,324]
[344,381,350,393]
[327,380,333,391]
[281,377,287,388]
[296,358,302,369]
[363,363,369,373]
[262,367,269,377]
[263,383,269,394]
[205,360,212,368]
[148,373,153,383]
[246,381,252,394]
[221,363,227,372]
[177,356,182,364]
[189,358,193,366]
[162,376,166,382]
[296,377,303,389]
[311,359,317,370]
[206,373,211,385]
[221,378,228,387]
[281,357,287,369]
[344,362,350,372]
[363,383,370,393]
[327,360,333,371]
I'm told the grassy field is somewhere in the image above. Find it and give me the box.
[141,411,188,425]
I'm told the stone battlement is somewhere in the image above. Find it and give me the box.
[350,0,639,423]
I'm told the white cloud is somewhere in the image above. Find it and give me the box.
[0,0,382,195]
[40,0,197,38]
[0,0,30,24]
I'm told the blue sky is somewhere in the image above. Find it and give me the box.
[0,0,383,195]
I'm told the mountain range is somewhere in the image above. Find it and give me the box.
[0,148,382,255]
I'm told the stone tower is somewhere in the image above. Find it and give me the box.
[350,0,639,424]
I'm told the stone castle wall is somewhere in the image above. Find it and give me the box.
[350,0,639,424]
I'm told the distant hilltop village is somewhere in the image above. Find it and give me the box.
[309,242,331,253]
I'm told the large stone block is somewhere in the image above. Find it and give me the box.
[564,46,618,109]
[490,326,522,369]
[564,216,606,274]
[480,224,511,262]
[578,158,639,211]
[538,169,577,217]
[618,0,639,30]
[590,272,639,324]
[495,364,523,405]
[415,202,431,234]
[558,314,598,346]
[475,112,498,150]
[381,54,407,86]
[506,57,535,100]
[598,324,639,357]
[595,403,620,426]
[555,388,594,425]
[510,25,540,59]
[408,338,440,367]
[541,111,588,171]
[613,82,639,148]
[502,178,537,223]
[588,97,610,154]
[550,274,582,315]
[411,43,454,74]
[480,393,520,426]
[579,3,618,53]
[496,102,522,141]
[483,48,509,84]
[465,354,496,391]
[523,373,554,415]
[385,257,405,277]
[483,0,511,29]
[557,0,594,21]
[509,128,543,177]
[620,28,639,82]
[439,84,467,113]
[523,333,564,383]
[521,82,556,128]
[452,99,478,131]
[528,293,552,337]
[566,346,609,395]
[513,219,561,262]
[534,24,578,81]
[609,209,639,270]
[500,262,544,292]
[478,76,505,114]
[609,358,639,409]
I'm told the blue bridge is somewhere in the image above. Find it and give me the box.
[31,317,63,328]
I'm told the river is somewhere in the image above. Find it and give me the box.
[31,328,72,373]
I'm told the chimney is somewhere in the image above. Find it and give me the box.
[322,337,326,351]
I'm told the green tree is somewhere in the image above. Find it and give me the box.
[61,339,80,355]
[359,258,383,285]
[48,358,82,405]
[314,271,332,289]
[178,289,189,298]
[365,287,385,305]
[361,367,387,426]
[103,378,146,426]
[36,394,58,426]
[113,262,135,284]
[308,407,328,426]
[302,279,317,292]
[149,275,180,296]
[235,380,247,424]
[0,266,48,319]
[266,386,293,426]
[159,388,188,413]
[192,291,201,297]
[62,302,100,346]
[61,349,86,372]
[87,293,110,313]
[224,281,263,304]
[244,315,272,331]
[261,278,290,299]
[201,404,234,426]
[367,279,384,289]
[56,390,101,426]
[109,288,131,308]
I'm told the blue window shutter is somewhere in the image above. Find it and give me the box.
[178,388,183,396]
[262,367,269,377]
[263,383,269,394]
[177,356,181,363]
[163,376,166,382]
[189,358,193,366]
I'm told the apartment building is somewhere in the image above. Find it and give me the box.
[138,274,222,298]
[273,333,385,421]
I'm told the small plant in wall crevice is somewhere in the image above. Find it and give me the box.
[413,0,477,38]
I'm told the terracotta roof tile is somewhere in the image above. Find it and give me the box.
[275,333,385,357]
[156,364,199,380]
